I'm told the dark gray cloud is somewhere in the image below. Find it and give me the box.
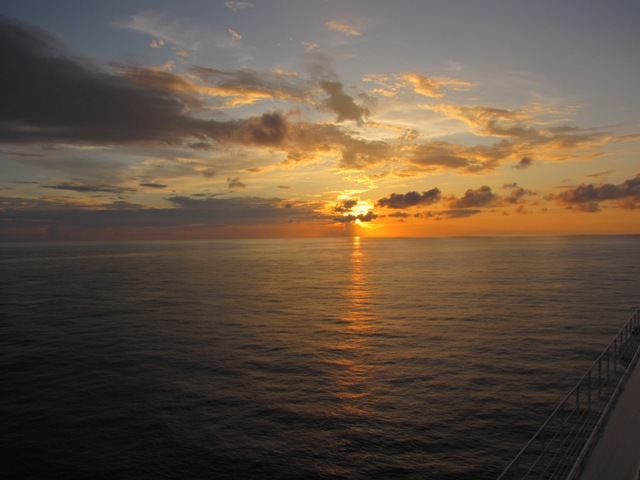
[504,186,536,204]
[439,209,482,218]
[227,177,246,189]
[448,186,498,208]
[377,188,441,209]
[585,170,615,180]
[0,194,327,240]
[231,112,289,146]
[139,183,168,189]
[0,17,201,144]
[334,211,378,223]
[1,150,47,158]
[319,81,369,124]
[514,157,533,169]
[0,17,295,148]
[550,174,640,211]
[42,182,136,194]
[334,198,359,213]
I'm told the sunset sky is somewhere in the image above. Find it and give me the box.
[1,0,639,240]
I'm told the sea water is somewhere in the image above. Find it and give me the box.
[1,236,639,479]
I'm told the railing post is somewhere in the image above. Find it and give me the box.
[587,369,591,415]
[540,425,546,474]
[598,357,602,399]
[625,324,629,347]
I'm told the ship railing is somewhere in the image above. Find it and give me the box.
[497,307,640,480]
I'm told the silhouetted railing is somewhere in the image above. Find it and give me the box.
[498,307,640,480]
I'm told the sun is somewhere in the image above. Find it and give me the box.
[349,201,374,219]
[330,194,380,236]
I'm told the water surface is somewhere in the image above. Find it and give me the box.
[1,236,639,479]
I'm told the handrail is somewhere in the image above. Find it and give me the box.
[497,307,640,480]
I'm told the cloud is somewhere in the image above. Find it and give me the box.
[377,188,441,209]
[115,11,196,59]
[195,54,370,123]
[549,174,640,211]
[503,185,536,204]
[334,198,359,213]
[4,15,635,238]
[120,66,205,106]
[428,104,532,138]
[426,103,614,163]
[439,209,482,218]
[227,176,246,189]
[448,186,499,208]
[303,51,339,83]
[231,111,289,146]
[331,196,378,224]
[334,211,378,223]
[0,18,206,145]
[188,66,309,106]
[0,18,306,149]
[277,121,392,170]
[514,157,533,169]
[326,21,361,36]
[402,141,510,174]
[401,73,443,98]
[226,2,254,13]
[0,194,327,240]
[387,211,411,218]
[584,170,615,180]
[319,81,369,123]
[42,182,136,194]
[399,73,476,98]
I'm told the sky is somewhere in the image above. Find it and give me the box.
[1,0,639,241]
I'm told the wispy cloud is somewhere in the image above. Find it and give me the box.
[364,73,477,99]
[326,20,361,36]
[225,2,254,13]
[42,182,136,194]
[401,73,476,98]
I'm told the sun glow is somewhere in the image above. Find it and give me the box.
[348,200,374,218]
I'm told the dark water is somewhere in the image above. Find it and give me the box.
[1,236,639,479]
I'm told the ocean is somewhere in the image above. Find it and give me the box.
[1,236,639,479]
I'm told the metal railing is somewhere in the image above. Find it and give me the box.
[498,307,640,480]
